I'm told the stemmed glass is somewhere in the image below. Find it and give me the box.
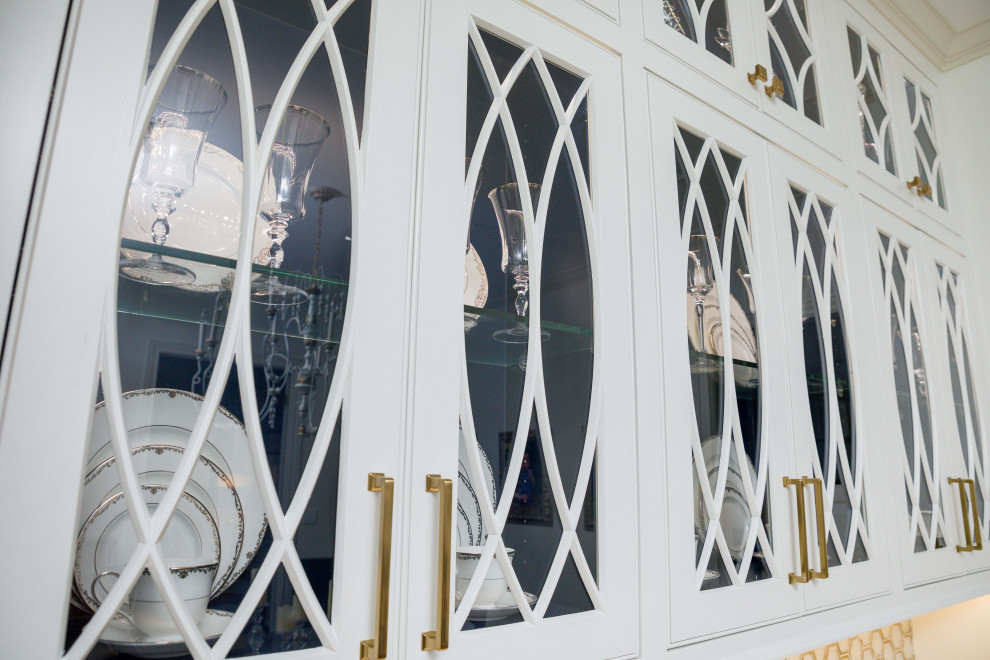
[253,104,332,305]
[489,183,549,344]
[120,65,227,285]
[687,233,718,372]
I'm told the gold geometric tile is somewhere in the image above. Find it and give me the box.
[783,620,914,660]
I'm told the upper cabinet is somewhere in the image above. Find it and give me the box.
[643,0,844,156]
[836,4,960,235]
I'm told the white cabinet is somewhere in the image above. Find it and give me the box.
[1,1,989,659]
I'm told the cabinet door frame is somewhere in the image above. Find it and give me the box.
[923,239,990,574]
[650,76,803,644]
[642,0,763,109]
[889,56,958,235]
[860,198,968,587]
[766,147,892,611]
[831,3,915,207]
[401,2,640,658]
[750,0,844,159]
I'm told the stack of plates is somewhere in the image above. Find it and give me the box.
[74,389,267,657]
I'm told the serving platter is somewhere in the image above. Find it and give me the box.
[696,434,758,562]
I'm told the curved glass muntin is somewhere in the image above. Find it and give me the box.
[67,1,370,657]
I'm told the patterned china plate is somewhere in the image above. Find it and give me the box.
[457,425,496,547]
[460,590,537,622]
[696,434,757,562]
[87,390,267,597]
[99,609,233,658]
[463,243,488,330]
[76,484,220,613]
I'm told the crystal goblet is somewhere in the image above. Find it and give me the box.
[253,104,332,305]
[120,65,227,285]
[687,233,720,373]
[490,182,550,344]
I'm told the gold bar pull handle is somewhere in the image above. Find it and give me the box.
[765,76,785,98]
[949,477,973,553]
[784,477,810,583]
[422,474,453,651]
[966,479,983,551]
[361,473,395,660]
[807,477,829,580]
[747,64,768,85]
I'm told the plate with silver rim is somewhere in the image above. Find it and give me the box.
[83,444,245,600]
[463,243,488,331]
[122,142,269,293]
[457,425,496,547]
[99,608,233,658]
[696,434,757,562]
[87,390,267,593]
[76,483,220,613]
[460,590,537,622]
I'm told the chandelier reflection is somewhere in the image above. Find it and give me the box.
[191,186,347,435]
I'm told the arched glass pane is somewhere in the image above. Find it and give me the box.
[766,0,822,123]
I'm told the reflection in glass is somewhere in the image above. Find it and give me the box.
[878,233,947,553]
[663,0,733,64]
[677,126,771,590]
[253,104,332,304]
[847,27,897,175]
[904,79,947,210]
[766,0,821,124]
[120,65,228,285]
[461,26,597,628]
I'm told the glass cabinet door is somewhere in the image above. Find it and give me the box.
[926,240,990,572]
[766,147,891,610]
[892,58,957,233]
[12,1,423,658]
[642,0,763,107]
[404,2,639,658]
[649,76,801,643]
[837,5,913,203]
[863,199,967,586]
[750,0,841,152]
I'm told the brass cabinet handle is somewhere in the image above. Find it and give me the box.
[765,76,785,98]
[807,477,829,580]
[907,176,922,191]
[361,473,395,660]
[967,479,983,551]
[747,64,768,85]
[949,477,974,553]
[784,477,810,583]
[422,474,453,651]
[918,183,932,197]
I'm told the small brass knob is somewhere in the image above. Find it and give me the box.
[918,183,932,197]
[765,76,785,98]
[906,176,922,190]
[747,64,768,85]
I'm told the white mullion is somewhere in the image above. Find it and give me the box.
[715,525,742,586]
[767,27,798,107]
[499,539,538,624]
[533,531,574,619]
[734,520,760,580]
[63,544,151,660]
[697,0,714,36]
[282,544,339,649]
[569,535,603,609]
[132,0,216,139]
[531,53,566,127]
[451,538,496,629]
[146,547,212,659]
[694,522,717,589]
[534,361,574,531]
[794,54,817,117]
[211,539,289,658]
[459,358,497,537]
[317,0,355,27]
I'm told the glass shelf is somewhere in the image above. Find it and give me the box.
[117,240,593,366]
[464,305,593,367]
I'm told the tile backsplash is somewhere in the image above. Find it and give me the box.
[785,620,914,660]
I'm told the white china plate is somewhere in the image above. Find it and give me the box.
[697,434,757,561]
[76,484,220,613]
[686,292,758,364]
[122,142,269,292]
[463,243,488,330]
[87,390,266,596]
[99,609,233,658]
[460,591,537,622]
[82,444,241,600]
[457,425,496,547]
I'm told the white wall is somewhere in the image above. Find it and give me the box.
[913,593,990,658]
[941,54,990,365]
